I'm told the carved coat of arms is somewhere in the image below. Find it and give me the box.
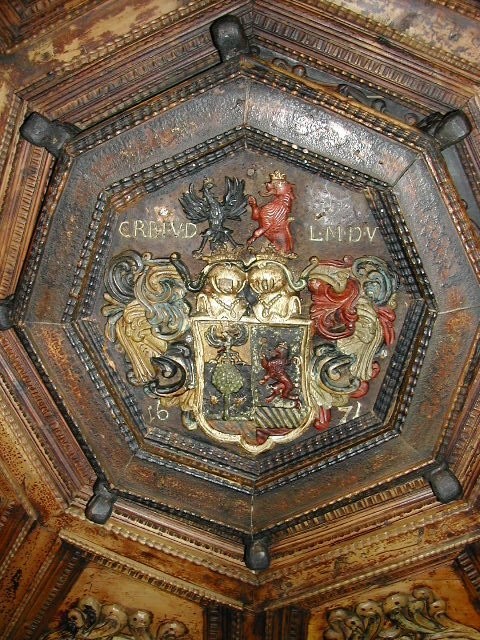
[103,172,399,453]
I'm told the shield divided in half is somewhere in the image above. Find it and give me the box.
[191,316,314,453]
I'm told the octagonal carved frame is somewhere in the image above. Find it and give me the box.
[13,53,479,537]
[0,3,480,633]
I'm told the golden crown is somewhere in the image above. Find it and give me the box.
[200,246,244,264]
[246,244,289,265]
[270,170,286,182]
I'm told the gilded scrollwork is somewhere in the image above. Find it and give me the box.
[102,251,194,410]
[40,597,192,640]
[304,255,398,430]
[324,587,480,640]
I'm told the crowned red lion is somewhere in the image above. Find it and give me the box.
[247,171,295,255]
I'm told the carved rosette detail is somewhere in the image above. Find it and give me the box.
[324,587,480,640]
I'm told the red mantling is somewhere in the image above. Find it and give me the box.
[376,305,396,345]
[308,277,361,340]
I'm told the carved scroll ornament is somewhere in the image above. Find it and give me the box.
[324,587,480,640]
[40,597,192,639]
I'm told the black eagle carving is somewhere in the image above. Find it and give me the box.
[179,176,247,256]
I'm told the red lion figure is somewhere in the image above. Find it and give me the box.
[247,171,295,255]
[260,342,300,408]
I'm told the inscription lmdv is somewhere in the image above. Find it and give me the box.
[309,225,379,243]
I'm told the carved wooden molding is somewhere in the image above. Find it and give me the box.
[15,1,245,124]
[205,604,310,639]
[252,10,476,113]
[265,606,310,640]
[427,0,480,19]
[4,542,86,640]
[456,545,480,605]
[255,508,480,609]
[0,331,94,502]
[60,530,248,609]
[205,604,244,640]
[0,467,34,584]
[85,501,253,585]
[0,0,102,52]
[256,0,480,78]
[445,358,480,500]
[13,51,449,541]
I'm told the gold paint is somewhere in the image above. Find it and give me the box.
[182,254,315,452]
[191,316,314,454]
[55,37,83,64]
[197,262,248,321]
[28,40,55,63]
[103,261,188,384]
[337,298,384,380]
[102,247,398,452]
[157,388,195,414]
[248,259,302,322]
[88,1,178,42]
[0,70,12,111]
[305,257,396,415]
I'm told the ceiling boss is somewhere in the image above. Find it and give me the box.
[102,171,399,453]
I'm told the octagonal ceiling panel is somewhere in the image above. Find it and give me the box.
[14,55,479,535]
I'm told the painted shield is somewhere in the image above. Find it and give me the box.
[191,317,314,452]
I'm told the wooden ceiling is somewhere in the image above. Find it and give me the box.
[0,1,479,639]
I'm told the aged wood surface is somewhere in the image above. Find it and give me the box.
[0,2,479,639]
